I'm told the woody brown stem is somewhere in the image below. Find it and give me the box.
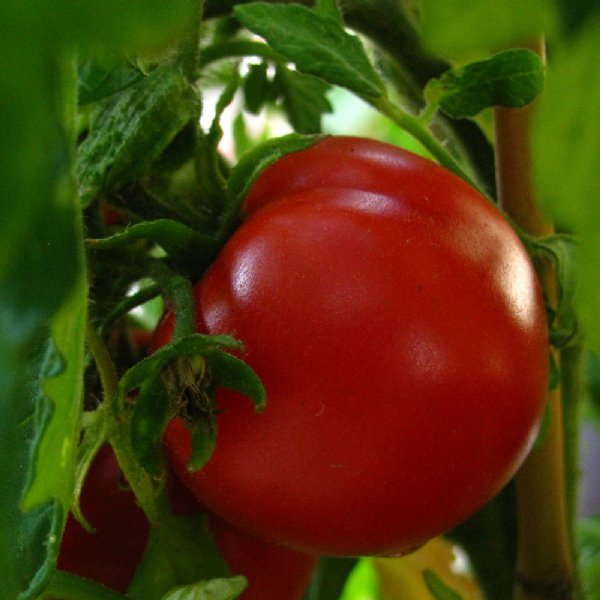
[494,40,577,600]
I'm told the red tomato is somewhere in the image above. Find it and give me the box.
[158,136,549,556]
[57,445,150,593]
[58,446,314,598]
[207,516,316,600]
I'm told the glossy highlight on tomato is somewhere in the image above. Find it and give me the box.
[159,136,549,556]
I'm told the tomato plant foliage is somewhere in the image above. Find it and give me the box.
[2,1,600,599]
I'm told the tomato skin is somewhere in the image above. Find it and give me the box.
[57,445,150,593]
[160,136,549,556]
[58,446,314,598]
[208,516,317,600]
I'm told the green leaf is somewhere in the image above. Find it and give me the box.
[21,278,87,513]
[338,558,380,600]
[532,18,600,356]
[243,62,271,114]
[422,569,463,600]
[577,515,600,598]
[119,334,243,396]
[40,1,191,51]
[302,557,358,600]
[528,234,578,347]
[78,66,198,205]
[275,66,333,133]
[188,422,218,472]
[88,219,221,279]
[162,577,247,600]
[131,374,171,475]
[428,49,545,119]
[77,57,144,105]
[225,133,321,222]
[128,514,232,600]
[0,40,85,598]
[205,349,266,412]
[314,0,343,21]
[234,3,385,98]
[421,0,556,60]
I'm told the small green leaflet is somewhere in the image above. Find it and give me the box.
[427,49,545,119]
[78,66,197,205]
[131,373,171,475]
[527,234,578,348]
[275,67,333,134]
[234,3,385,98]
[225,133,321,223]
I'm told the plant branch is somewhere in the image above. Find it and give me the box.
[493,39,577,600]
[370,95,483,194]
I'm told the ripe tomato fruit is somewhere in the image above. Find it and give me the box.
[58,446,314,598]
[208,516,317,600]
[159,136,549,556]
[57,445,149,593]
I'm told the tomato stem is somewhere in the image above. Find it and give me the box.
[45,570,127,600]
[369,95,483,194]
[85,314,167,524]
[85,315,118,408]
[493,39,579,600]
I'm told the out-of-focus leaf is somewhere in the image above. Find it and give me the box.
[78,67,198,205]
[302,557,358,600]
[128,514,232,600]
[77,57,144,105]
[338,558,380,600]
[37,1,191,52]
[421,0,556,60]
[234,3,385,98]
[275,67,333,133]
[532,17,600,356]
[427,49,544,119]
[578,515,600,599]
[555,0,600,36]
[0,37,85,598]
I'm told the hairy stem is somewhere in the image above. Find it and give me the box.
[371,95,482,193]
[494,39,577,600]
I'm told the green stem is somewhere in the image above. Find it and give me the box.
[44,570,126,600]
[100,283,162,336]
[369,95,483,193]
[148,261,195,342]
[86,311,165,524]
[85,316,118,407]
[106,418,166,524]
